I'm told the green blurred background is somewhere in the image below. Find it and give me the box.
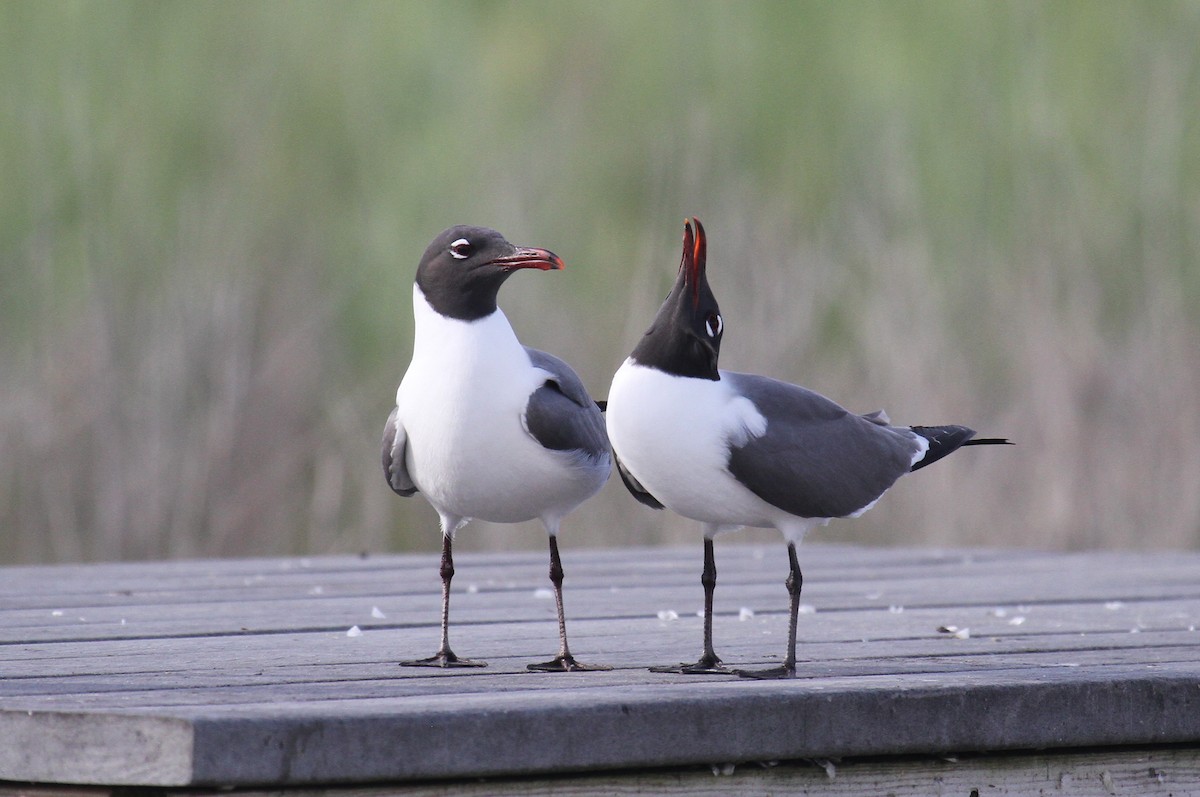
[3,1,1198,564]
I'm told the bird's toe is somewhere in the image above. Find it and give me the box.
[400,650,487,669]
[527,654,613,673]
[650,657,734,676]
[734,664,796,680]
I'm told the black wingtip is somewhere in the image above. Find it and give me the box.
[614,455,665,510]
[595,399,607,412]
[909,425,1009,471]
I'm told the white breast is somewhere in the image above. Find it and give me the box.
[607,359,802,532]
[395,286,605,524]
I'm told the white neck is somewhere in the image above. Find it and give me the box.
[409,283,525,364]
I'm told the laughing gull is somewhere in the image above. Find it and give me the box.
[382,225,611,672]
[606,218,1008,679]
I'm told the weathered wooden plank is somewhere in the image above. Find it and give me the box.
[6,746,1199,796]
[2,576,1196,654]
[1,543,1200,788]
[7,665,1193,786]
[3,623,1198,703]
[6,549,1195,613]
[3,598,1199,679]
[5,547,1198,615]
[0,710,192,786]
[186,746,1200,797]
[4,646,1200,718]
[3,621,1197,707]
[3,545,1190,607]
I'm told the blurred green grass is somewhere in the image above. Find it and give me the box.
[2,1,1198,563]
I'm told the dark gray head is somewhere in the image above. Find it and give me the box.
[629,218,724,380]
[415,225,565,321]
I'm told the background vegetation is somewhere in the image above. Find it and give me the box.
[2,1,1198,564]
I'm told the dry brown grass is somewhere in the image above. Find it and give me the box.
[2,3,1197,563]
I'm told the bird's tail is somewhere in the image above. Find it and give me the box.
[909,425,1011,471]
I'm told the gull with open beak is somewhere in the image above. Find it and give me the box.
[606,218,1008,678]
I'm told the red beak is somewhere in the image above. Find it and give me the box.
[489,246,565,272]
[679,217,707,308]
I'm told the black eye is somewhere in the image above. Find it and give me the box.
[705,312,722,338]
[449,238,472,260]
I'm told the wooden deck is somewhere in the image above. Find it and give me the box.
[2,543,1200,795]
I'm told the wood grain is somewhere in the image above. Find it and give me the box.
[1,543,1199,788]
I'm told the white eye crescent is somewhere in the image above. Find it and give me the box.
[705,313,722,338]
[449,238,471,260]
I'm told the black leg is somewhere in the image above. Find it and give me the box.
[528,536,612,672]
[651,537,732,675]
[738,541,801,679]
[401,534,486,668]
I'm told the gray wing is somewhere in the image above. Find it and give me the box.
[723,371,921,519]
[523,347,610,461]
[381,406,417,496]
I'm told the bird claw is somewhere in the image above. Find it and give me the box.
[527,654,612,672]
[734,664,796,680]
[650,655,733,675]
[400,649,487,668]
